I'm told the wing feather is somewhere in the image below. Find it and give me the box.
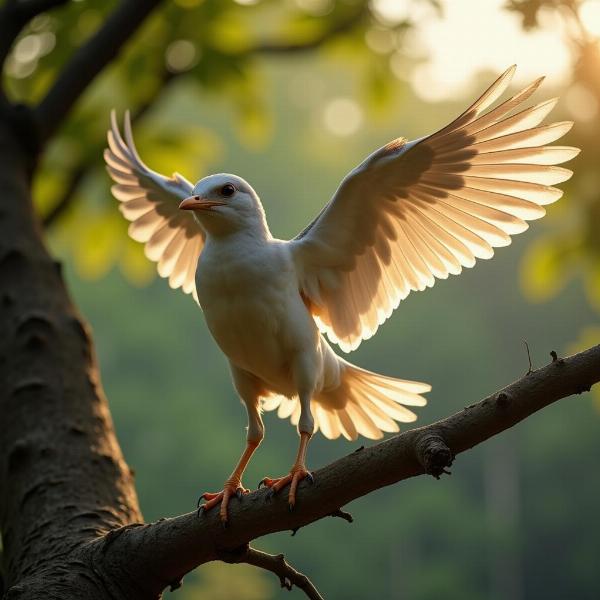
[104,111,204,299]
[291,67,578,351]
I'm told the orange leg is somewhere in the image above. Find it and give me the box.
[198,440,259,524]
[260,432,313,509]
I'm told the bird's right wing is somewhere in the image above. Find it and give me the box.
[105,111,205,300]
[291,66,579,352]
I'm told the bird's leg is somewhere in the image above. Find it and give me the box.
[199,396,264,523]
[260,431,314,508]
[261,389,315,508]
[198,439,260,522]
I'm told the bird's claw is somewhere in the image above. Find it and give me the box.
[195,482,248,522]
[259,467,312,507]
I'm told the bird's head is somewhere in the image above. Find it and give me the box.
[179,173,267,237]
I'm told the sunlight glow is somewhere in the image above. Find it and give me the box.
[408,0,572,102]
[580,0,600,37]
[564,83,599,122]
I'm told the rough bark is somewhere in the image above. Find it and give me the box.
[0,110,141,598]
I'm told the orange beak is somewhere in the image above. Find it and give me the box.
[179,196,226,211]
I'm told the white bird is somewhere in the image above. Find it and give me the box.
[105,66,578,522]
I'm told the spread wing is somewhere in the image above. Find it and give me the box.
[105,111,205,300]
[291,66,579,352]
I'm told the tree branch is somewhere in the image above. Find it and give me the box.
[102,344,600,597]
[40,5,368,228]
[243,5,369,55]
[218,545,324,600]
[35,0,163,144]
[42,68,176,227]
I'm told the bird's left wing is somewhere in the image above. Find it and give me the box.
[105,111,205,300]
[291,66,579,352]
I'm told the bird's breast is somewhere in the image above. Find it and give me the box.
[195,239,316,384]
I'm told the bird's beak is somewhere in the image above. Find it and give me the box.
[179,196,226,211]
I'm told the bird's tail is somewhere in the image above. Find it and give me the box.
[261,361,430,441]
[313,361,430,440]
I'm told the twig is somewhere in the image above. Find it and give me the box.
[523,340,533,374]
[241,547,324,600]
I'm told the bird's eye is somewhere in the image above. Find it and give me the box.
[221,183,236,197]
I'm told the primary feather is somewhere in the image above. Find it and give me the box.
[291,65,578,352]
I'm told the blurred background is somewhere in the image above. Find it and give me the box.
[8,0,600,597]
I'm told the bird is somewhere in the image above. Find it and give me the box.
[105,65,578,523]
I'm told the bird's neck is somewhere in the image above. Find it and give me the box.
[204,217,272,246]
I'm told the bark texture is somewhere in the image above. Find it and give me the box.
[0,119,141,598]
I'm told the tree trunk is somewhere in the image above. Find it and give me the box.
[0,114,141,598]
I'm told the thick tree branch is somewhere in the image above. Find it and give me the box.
[104,344,599,597]
[35,0,163,144]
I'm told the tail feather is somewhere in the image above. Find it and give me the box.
[260,361,430,441]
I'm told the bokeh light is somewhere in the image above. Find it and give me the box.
[321,97,364,136]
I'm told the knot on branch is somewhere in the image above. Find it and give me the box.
[415,432,453,479]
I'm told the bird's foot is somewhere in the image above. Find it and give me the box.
[197,477,250,524]
[259,465,314,509]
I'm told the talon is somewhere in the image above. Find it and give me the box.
[236,489,243,500]
[289,503,294,512]
[306,472,314,485]
[197,505,205,517]
[258,478,266,489]
[222,518,229,530]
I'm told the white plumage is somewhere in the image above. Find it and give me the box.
[106,66,578,518]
